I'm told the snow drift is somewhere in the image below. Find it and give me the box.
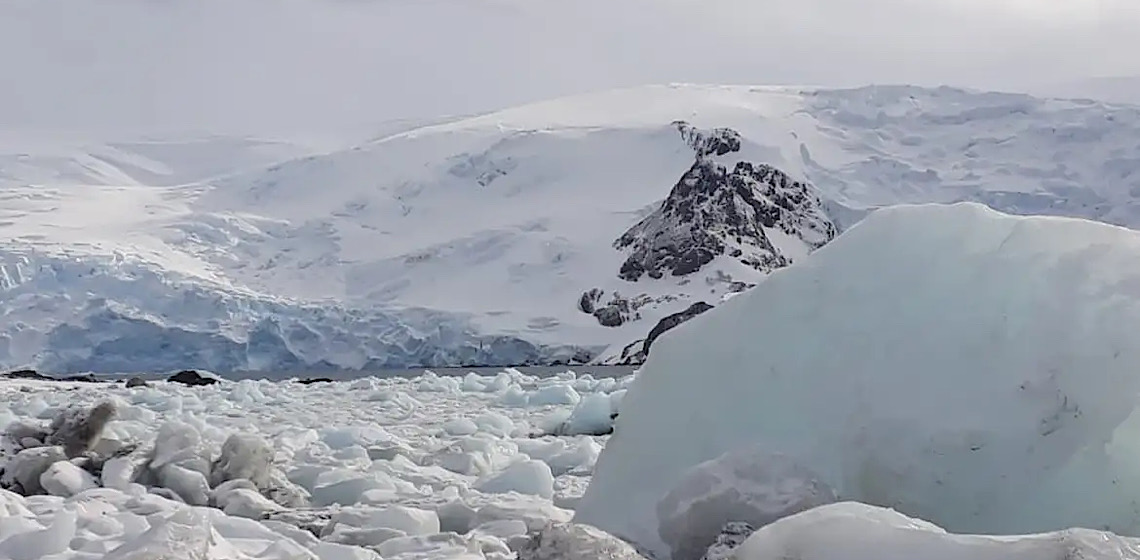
[575,203,1140,557]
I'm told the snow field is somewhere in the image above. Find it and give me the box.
[0,368,632,559]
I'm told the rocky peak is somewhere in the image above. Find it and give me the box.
[674,121,741,157]
[614,149,836,281]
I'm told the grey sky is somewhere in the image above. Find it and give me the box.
[1,0,1136,136]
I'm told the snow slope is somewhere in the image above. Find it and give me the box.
[575,203,1140,557]
[4,84,1140,372]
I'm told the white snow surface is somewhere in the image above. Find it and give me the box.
[735,502,1140,560]
[575,203,1140,557]
[0,368,631,560]
[5,85,1140,372]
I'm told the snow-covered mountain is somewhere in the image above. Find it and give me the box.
[3,84,1140,373]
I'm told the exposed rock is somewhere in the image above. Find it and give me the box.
[643,302,714,357]
[578,289,670,328]
[615,123,835,283]
[593,306,625,327]
[167,370,218,386]
[297,377,335,385]
[594,301,716,366]
[577,288,604,314]
[60,374,102,383]
[125,377,149,388]
[675,121,741,157]
[617,158,835,281]
[2,369,51,381]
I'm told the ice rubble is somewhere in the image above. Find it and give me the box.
[0,368,631,559]
[576,203,1140,557]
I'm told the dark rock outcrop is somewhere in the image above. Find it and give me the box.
[675,121,742,157]
[603,302,716,365]
[296,377,335,385]
[616,159,835,281]
[3,369,52,381]
[578,288,604,314]
[2,369,103,383]
[578,289,666,328]
[167,370,218,386]
[125,377,150,388]
[615,122,836,282]
[643,302,714,356]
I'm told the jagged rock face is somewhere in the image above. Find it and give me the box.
[615,122,836,282]
[578,289,674,328]
[616,159,835,281]
[675,121,741,158]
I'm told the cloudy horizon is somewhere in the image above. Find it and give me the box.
[1,0,1136,136]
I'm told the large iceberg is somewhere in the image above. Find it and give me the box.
[575,203,1140,557]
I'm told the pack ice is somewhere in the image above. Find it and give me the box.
[575,202,1140,557]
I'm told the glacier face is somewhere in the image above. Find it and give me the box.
[3,85,1140,373]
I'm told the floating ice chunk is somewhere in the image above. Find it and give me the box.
[474,412,515,437]
[156,464,210,506]
[39,461,98,497]
[312,473,397,507]
[477,460,555,499]
[462,372,488,392]
[210,433,274,489]
[546,438,602,476]
[1,446,66,495]
[0,489,31,517]
[500,385,530,407]
[443,418,479,436]
[333,505,441,535]
[312,541,383,560]
[375,532,472,560]
[556,393,615,436]
[327,525,407,548]
[656,447,837,560]
[321,426,393,450]
[213,485,283,519]
[0,508,76,560]
[528,385,581,406]
[150,421,209,475]
[514,522,648,560]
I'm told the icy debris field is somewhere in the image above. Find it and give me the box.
[0,368,629,560]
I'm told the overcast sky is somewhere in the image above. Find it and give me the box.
[1,0,1136,136]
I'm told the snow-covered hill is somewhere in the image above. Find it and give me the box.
[4,84,1140,373]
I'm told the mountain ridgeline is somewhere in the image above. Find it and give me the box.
[583,122,838,364]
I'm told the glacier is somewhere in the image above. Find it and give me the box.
[575,203,1140,558]
[4,86,1140,372]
